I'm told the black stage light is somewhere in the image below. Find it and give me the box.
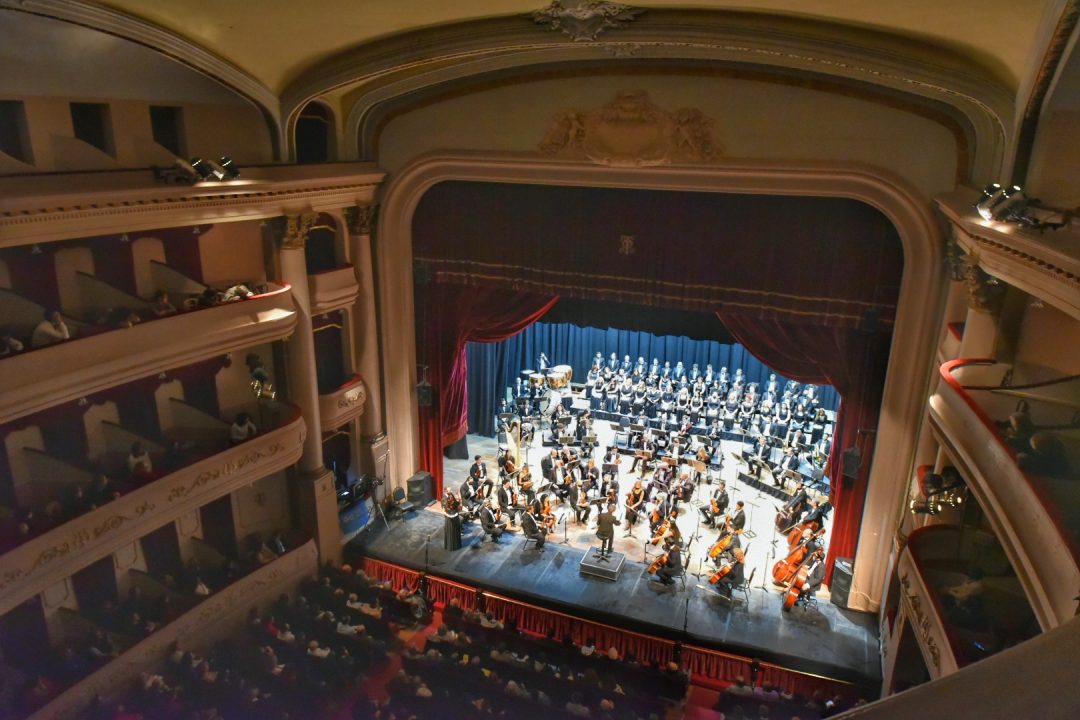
[189,156,225,181]
[910,497,942,515]
[974,183,1002,220]
[218,156,240,179]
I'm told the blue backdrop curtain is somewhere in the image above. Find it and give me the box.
[466,321,839,436]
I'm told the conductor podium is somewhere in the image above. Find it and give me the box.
[579,547,625,582]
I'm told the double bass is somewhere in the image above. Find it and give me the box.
[772,527,825,585]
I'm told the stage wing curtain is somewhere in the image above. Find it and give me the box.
[418,283,558,490]
[717,313,891,585]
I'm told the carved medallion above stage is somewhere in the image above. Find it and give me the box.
[539,90,722,166]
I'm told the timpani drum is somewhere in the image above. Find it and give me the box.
[528,373,546,388]
[546,364,573,389]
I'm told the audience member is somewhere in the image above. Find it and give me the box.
[31,309,70,347]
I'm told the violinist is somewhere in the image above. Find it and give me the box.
[713,547,746,598]
[539,494,557,532]
[480,499,506,543]
[521,505,547,552]
[459,476,480,516]
[583,458,600,491]
[476,472,495,502]
[699,481,729,528]
[500,452,518,482]
[625,480,645,534]
[571,480,592,525]
[518,464,535,505]
[497,479,519,528]
[540,449,558,484]
[469,455,488,483]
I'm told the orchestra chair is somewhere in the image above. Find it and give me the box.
[389,486,417,521]
[734,568,755,607]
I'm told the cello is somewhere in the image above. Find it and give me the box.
[707,517,738,559]
[772,527,825,585]
[709,544,748,585]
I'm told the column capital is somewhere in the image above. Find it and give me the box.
[960,251,1006,314]
[344,203,378,236]
[276,212,319,250]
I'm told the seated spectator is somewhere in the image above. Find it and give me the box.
[230,413,258,444]
[269,530,287,555]
[150,289,177,316]
[127,441,153,479]
[255,541,278,565]
[1018,431,1071,479]
[109,306,142,328]
[90,474,122,507]
[754,681,779,700]
[580,637,597,657]
[31,309,70,348]
[0,329,24,356]
[565,691,591,717]
[197,287,226,307]
[725,675,754,697]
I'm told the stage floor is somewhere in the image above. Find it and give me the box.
[354,427,876,686]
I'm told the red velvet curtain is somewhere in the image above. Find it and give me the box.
[716,314,891,585]
[417,283,558,493]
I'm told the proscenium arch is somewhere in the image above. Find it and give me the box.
[376,151,946,615]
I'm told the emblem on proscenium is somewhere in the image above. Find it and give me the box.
[618,235,636,256]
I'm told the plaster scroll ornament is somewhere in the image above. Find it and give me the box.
[538,90,722,166]
[532,1,645,41]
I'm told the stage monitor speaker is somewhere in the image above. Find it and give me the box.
[406,471,433,506]
[830,557,854,609]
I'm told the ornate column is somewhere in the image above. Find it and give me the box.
[344,204,390,478]
[276,212,342,564]
[956,250,1007,358]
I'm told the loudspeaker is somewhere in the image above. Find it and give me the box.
[841,446,862,479]
[416,381,434,407]
[406,471,433,506]
[830,557,854,609]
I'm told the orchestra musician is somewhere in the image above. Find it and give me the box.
[801,499,829,529]
[571,480,592,525]
[713,547,746,598]
[479,499,506,543]
[783,482,810,522]
[459,475,480,516]
[730,501,747,533]
[541,449,558,484]
[699,481,729,528]
[521,505,547,552]
[518,464,535,505]
[497,479,520,528]
[649,492,673,535]
[469,455,487,483]
[625,480,645,535]
[652,536,684,586]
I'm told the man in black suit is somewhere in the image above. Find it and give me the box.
[784,482,809,520]
[570,481,591,525]
[715,547,746,599]
[469,455,488,483]
[699,481,729,528]
[497,479,518,527]
[801,499,828,528]
[730,500,747,533]
[459,476,479,515]
[655,538,683,586]
[596,502,617,558]
[521,508,546,552]
[479,499,505,543]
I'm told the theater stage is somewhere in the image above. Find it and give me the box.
[350,507,881,688]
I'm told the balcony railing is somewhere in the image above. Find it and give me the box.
[27,539,319,720]
[899,525,1039,677]
[0,405,305,616]
[318,373,367,429]
[0,284,297,425]
[928,358,1080,627]
[308,264,359,314]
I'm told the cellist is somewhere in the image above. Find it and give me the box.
[712,547,746,599]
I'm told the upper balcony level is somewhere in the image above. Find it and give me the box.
[927,358,1080,627]
[0,400,305,616]
[936,189,1080,322]
[0,282,296,425]
[897,525,1039,679]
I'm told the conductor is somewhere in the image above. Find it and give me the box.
[596,502,617,559]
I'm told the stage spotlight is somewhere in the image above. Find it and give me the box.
[218,156,241,180]
[189,156,225,181]
[910,497,942,515]
[974,183,1002,220]
[993,186,1029,221]
[939,491,965,509]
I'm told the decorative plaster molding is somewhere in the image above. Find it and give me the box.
[538,89,721,166]
[531,1,644,42]
[279,212,319,249]
[900,571,943,672]
[0,171,383,247]
[345,203,378,235]
[283,11,1010,178]
[960,252,1007,313]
